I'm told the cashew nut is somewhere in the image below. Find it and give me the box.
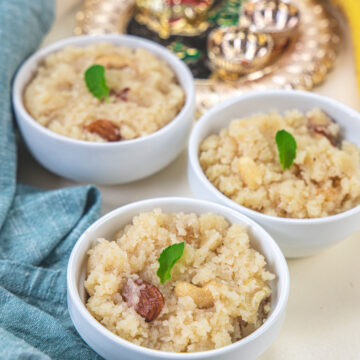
[175,281,214,308]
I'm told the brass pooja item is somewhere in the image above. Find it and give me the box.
[241,0,300,47]
[135,0,214,39]
[75,0,340,115]
[207,27,274,78]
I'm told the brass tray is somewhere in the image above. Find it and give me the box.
[74,0,340,115]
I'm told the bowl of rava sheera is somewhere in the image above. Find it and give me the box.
[188,90,360,257]
[13,35,195,184]
[67,198,289,360]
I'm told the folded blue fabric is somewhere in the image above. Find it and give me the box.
[0,1,102,358]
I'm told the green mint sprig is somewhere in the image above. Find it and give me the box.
[275,129,297,170]
[84,64,109,101]
[157,242,185,284]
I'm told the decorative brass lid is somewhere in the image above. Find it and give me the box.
[207,27,274,77]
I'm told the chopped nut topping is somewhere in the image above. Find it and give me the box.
[84,119,121,142]
[307,114,338,147]
[123,279,164,322]
[110,87,130,102]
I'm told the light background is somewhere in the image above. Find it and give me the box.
[17,1,360,359]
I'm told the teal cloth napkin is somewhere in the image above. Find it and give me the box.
[0,0,102,358]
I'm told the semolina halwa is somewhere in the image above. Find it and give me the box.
[85,209,275,352]
[199,109,360,218]
[24,43,185,142]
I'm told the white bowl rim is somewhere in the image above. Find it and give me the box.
[12,34,195,148]
[188,89,360,225]
[67,197,290,359]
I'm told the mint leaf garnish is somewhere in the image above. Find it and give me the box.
[84,64,109,101]
[157,242,185,284]
[275,129,297,170]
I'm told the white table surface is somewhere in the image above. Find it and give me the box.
[17,1,360,359]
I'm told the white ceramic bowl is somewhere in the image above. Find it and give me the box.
[188,90,360,258]
[67,197,289,360]
[13,35,195,184]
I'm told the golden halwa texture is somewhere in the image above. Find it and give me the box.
[24,43,185,141]
[199,109,360,218]
[85,209,274,352]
